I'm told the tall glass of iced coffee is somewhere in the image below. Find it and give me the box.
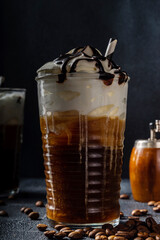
[36,46,129,226]
[0,88,26,196]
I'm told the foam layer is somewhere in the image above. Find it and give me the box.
[37,45,129,85]
[0,91,25,125]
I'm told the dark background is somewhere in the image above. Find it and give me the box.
[1,0,160,178]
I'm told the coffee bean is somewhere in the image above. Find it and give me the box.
[154,202,160,207]
[120,212,124,217]
[8,195,15,200]
[0,200,5,206]
[146,238,155,240]
[125,219,136,227]
[156,235,160,240]
[95,235,108,240]
[96,232,107,237]
[24,208,33,215]
[128,216,140,221]
[35,200,44,207]
[106,229,115,236]
[75,229,84,235]
[83,226,92,233]
[116,224,129,231]
[0,210,8,216]
[37,223,47,231]
[148,201,156,206]
[129,229,137,238]
[54,232,67,239]
[134,238,143,240]
[61,229,73,235]
[44,230,56,239]
[54,224,66,230]
[108,235,116,240]
[153,207,160,213]
[136,225,150,233]
[89,229,104,238]
[68,231,83,239]
[114,236,128,240]
[60,227,71,232]
[120,194,129,199]
[102,224,113,230]
[116,231,130,238]
[138,232,149,238]
[149,233,158,237]
[28,211,39,220]
[140,209,148,215]
[132,209,141,216]
[20,207,26,213]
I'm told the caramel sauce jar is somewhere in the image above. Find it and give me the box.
[130,121,160,202]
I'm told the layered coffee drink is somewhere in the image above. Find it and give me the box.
[36,45,129,225]
[0,89,25,195]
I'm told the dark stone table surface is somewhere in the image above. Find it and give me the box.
[0,179,160,240]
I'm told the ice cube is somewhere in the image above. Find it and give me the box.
[88,105,114,116]
[58,91,80,101]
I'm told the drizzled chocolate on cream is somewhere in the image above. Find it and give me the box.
[37,45,129,85]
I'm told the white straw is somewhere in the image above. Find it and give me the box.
[105,38,117,59]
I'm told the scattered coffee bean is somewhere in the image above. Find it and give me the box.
[128,216,140,221]
[83,226,92,232]
[68,231,83,239]
[134,238,143,240]
[114,236,127,240]
[37,223,47,231]
[146,238,155,240]
[154,202,160,207]
[108,235,116,240]
[153,207,160,212]
[132,209,141,216]
[75,229,84,235]
[54,231,67,239]
[148,201,156,206]
[120,212,124,217]
[106,229,115,236]
[8,195,15,200]
[61,229,73,235]
[140,209,148,215]
[138,232,149,238]
[136,225,150,233]
[0,210,8,216]
[0,200,5,206]
[28,211,39,220]
[54,224,66,230]
[20,207,26,213]
[120,194,129,199]
[116,231,130,238]
[35,200,44,207]
[95,235,108,240]
[60,227,71,232]
[89,229,105,238]
[102,224,113,230]
[95,232,107,237]
[149,233,158,237]
[129,229,137,238]
[24,208,33,215]
[44,230,56,239]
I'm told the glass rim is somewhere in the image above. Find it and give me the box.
[0,88,26,92]
[35,72,130,82]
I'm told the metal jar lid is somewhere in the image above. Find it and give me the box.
[134,120,160,149]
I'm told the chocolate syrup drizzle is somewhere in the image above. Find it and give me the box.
[54,46,128,85]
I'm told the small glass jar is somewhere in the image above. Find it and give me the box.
[130,120,160,202]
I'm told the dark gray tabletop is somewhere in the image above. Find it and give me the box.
[0,179,160,240]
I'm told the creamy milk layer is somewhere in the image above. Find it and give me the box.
[0,91,25,125]
[37,45,129,117]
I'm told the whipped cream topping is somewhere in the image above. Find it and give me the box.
[37,45,129,85]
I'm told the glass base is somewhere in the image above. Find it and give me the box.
[48,217,120,228]
[0,187,19,198]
